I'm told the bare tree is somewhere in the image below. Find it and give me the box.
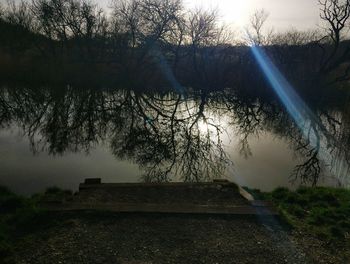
[0,3,4,19]
[31,0,69,41]
[247,9,270,45]
[0,1,38,57]
[111,0,184,46]
[4,0,35,30]
[319,0,350,76]
[271,28,321,46]
[30,0,109,61]
[139,0,183,43]
[215,23,234,45]
[181,8,220,85]
[63,0,108,39]
[111,0,142,48]
[32,0,107,40]
[186,8,219,48]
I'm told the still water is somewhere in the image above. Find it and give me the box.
[0,85,348,195]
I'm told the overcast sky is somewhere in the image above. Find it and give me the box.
[15,0,321,31]
[185,0,321,31]
[99,0,321,31]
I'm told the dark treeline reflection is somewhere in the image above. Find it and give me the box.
[0,84,349,186]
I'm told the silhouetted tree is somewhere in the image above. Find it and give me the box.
[271,29,320,46]
[247,9,270,45]
[4,0,34,30]
[319,0,350,79]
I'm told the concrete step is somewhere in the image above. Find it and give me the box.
[44,202,278,215]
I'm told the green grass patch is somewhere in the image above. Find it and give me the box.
[245,186,350,242]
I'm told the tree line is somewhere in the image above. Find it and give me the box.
[0,0,350,90]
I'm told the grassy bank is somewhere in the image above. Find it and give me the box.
[0,186,73,263]
[0,186,39,263]
[246,186,350,241]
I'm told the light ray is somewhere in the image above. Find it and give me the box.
[250,45,349,186]
[251,46,312,135]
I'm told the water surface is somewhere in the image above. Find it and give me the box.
[0,85,348,194]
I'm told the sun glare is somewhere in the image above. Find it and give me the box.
[227,0,251,27]
[186,0,251,28]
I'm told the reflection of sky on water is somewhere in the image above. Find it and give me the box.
[0,122,337,195]
[194,114,299,190]
[0,82,347,194]
[228,132,297,191]
[0,127,140,195]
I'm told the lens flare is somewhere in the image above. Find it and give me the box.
[251,45,349,186]
[251,46,312,132]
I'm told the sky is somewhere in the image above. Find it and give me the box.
[14,0,321,31]
[97,0,322,31]
[184,0,321,31]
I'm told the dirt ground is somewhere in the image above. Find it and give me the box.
[12,212,347,264]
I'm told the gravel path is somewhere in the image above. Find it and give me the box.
[12,182,347,264]
[14,213,311,264]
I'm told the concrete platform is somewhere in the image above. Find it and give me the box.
[41,179,278,215]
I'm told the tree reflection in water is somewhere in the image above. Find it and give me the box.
[0,85,349,186]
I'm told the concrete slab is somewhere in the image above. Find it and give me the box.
[40,179,278,215]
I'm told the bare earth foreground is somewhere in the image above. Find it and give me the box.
[10,183,348,264]
[13,213,344,264]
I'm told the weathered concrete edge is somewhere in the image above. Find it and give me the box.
[238,186,255,201]
[79,181,239,190]
[43,202,279,215]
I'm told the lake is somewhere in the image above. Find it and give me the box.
[0,85,348,195]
